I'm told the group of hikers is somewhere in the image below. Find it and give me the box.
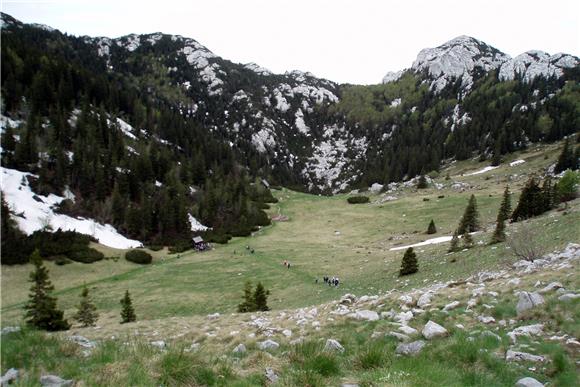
[318,276,340,287]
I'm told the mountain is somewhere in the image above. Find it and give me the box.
[1,13,579,249]
[383,35,579,96]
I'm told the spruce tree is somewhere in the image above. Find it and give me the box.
[24,249,70,331]
[511,178,544,221]
[237,281,256,313]
[458,195,480,234]
[399,247,418,276]
[555,138,575,173]
[74,285,98,327]
[253,282,270,312]
[490,187,511,244]
[120,290,136,323]
[448,229,460,253]
[541,177,554,212]
[427,219,437,234]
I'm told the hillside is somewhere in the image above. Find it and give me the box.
[1,142,579,385]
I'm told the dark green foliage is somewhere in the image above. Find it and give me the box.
[28,229,103,263]
[490,186,511,244]
[457,195,480,234]
[237,281,270,312]
[253,282,270,312]
[125,250,153,264]
[511,178,548,221]
[347,196,370,204]
[417,175,428,189]
[24,249,70,331]
[399,247,418,276]
[120,290,136,323]
[555,138,578,173]
[1,194,33,264]
[237,281,255,313]
[146,245,164,251]
[74,286,98,327]
[462,231,474,249]
[427,219,437,234]
[556,170,579,203]
[448,229,460,253]
[167,240,191,254]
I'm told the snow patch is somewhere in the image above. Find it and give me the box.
[1,167,141,249]
[465,165,499,176]
[510,159,525,167]
[188,213,209,232]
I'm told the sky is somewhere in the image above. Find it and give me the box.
[2,0,579,84]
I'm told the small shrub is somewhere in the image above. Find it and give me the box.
[146,245,163,251]
[347,196,370,204]
[427,219,437,234]
[355,343,390,370]
[168,242,189,254]
[68,249,105,263]
[125,250,152,264]
[158,350,197,386]
[54,256,72,266]
[507,223,545,262]
[120,290,136,323]
[399,247,418,276]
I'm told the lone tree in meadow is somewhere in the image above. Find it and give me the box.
[426,219,437,234]
[399,247,418,276]
[448,229,460,253]
[457,194,480,234]
[490,186,511,244]
[253,282,270,312]
[120,290,136,323]
[237,281,256,313]
[74,285,98,327]
[24,249,70,331]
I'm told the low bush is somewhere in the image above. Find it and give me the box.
[69,248,105,263]
[347,196,370,204]
[146,245,164,251]
[125,250,153,264]
[168,242,190,254]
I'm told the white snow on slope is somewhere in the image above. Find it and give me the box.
[510,159,526,167]
[107,117,137,140]
[499,51,579,82]
[1,167,142,249]
[390,236,453,251]
[188,213,209,232]
[465,165,499,176]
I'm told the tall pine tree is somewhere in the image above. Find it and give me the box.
[120,290,136,323]
[458,195,480,234]
[490,186,511,244]
[24,249,70,331]
[74,285,99,327]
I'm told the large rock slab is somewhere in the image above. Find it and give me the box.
[1,368,19,386]
[265,368,279,383]
[417,292,433,308]
[232,343,246,353]
[538,282,563,294]
[443,301,460,311]
[395,340,426,356]
[422,321,448,340]
[515,377,544,387]
[340,294,357,305]
[40,375,74,387]
[507,324,543,344]
[350,310,379,321]
[558,293,580,302]
[506,350,545,363]
[516,292,544,315]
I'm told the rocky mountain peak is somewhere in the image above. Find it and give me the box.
[410,35,510,93]
[499,50,579,83]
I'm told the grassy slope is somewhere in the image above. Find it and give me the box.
[1,141,577,325]
[1,141,579,386]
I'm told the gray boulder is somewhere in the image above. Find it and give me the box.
[258,340,279,350]
[422,321,448,339]
[387,331,411,342]
[351,310,379,321]
[150,340,166,349]
[232,343,246,354]
[443,301,460,311]
[417,292,433,308]
[40,375,74,387]
[0,326,20,335]
[538,282,563,294]
[507,324,543,344]
[395,340,426,356]
[515,377,544,387]
[398,325,418,335]
[516,292,544,315]
[340,294,357,305]
[558,293,580,302]
[265,368,279,383]
[1,368,18,386]
[324,339,345,353]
